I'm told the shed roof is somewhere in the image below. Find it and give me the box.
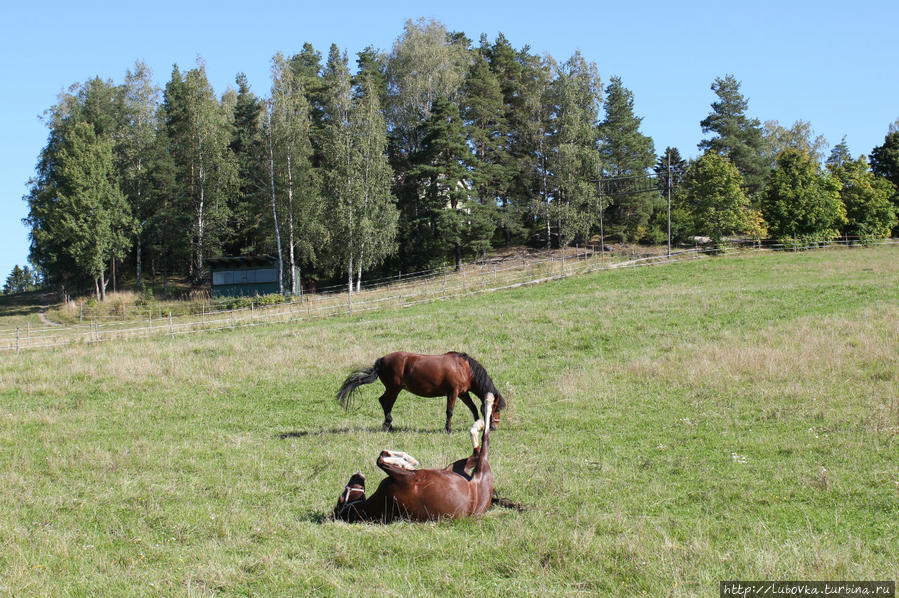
[206,255,276,268]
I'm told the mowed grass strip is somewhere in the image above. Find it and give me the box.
[1,246,897,596]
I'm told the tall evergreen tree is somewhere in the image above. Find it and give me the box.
[484,34,552,245]
[598,76,657,242]
[227,73,267,256]
[699,75,768,195]
[826,136,852,169]
[408,97,492,269]
[461,51,508,244]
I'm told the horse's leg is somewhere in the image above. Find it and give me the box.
[378,387,401,432]
[458,392,479,423]
[444,390,459,433]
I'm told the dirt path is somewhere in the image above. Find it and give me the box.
[37,305,61,327]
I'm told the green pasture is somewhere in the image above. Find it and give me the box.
[1,246,897,596]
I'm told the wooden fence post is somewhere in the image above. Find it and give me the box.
[169,312,174,339]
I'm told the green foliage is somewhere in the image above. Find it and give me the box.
[3,265,40,294]
[163,62,238,285]
[762,119,829,166]
[545,52,602,246]
[870,130,899,189]
[829,155,898,239]
[762,149,846,243]
[321,46,398,288]
[407,98,490,268]
[699,75,768,195]
[682,152,756,244]
[599,77,656,242]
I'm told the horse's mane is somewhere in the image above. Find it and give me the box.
[456,353,506,411]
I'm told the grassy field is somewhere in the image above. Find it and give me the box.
[1,246,897,596]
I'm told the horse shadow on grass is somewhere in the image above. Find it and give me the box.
[296,493,527,525]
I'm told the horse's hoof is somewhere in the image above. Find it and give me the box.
[382,423,393,432]
[443,427,452,434]
[489,423,498,431]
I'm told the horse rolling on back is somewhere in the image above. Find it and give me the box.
[336,351,507,432]
[333,394,496,522]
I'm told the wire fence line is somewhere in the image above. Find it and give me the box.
[2,238,897,354]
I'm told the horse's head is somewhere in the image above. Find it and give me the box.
[333,472,367,521]
[488,391,505,430]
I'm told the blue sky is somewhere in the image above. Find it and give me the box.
[1,0,897,282]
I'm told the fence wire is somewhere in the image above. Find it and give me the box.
[2,239,896,353]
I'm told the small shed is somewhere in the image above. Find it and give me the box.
[207,255,279,297]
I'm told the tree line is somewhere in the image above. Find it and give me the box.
[17,18,899,301]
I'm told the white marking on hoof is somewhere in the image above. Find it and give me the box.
[383,450,419,467]
[381,450,419,470]
[469,419,485,449]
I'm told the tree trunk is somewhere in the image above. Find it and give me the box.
[94,277,101,303]
[136,235,143,291]
[99,270,107,302]
[268,115,284,295]
[287,148,297,295]
[347,254,353,297]
[355,242,365,293]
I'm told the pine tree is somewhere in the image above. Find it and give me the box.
[408,98,478,269]
[598,76,657,242]
[826,136,852,169]
[699,75,768,195]
[227,72,267,257]
[461,51,509,245]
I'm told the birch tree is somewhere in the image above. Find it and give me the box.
[322,46,397,294]
[270,52,322,294]
[119,61,160,290]
[163,62,237,285]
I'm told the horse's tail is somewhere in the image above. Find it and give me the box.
[336,359,381,411]
[462,353,507,413]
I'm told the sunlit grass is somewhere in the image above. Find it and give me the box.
[0,246,896,595]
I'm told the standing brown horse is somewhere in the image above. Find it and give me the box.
[336,351,507,432]
[333,395,496,522]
